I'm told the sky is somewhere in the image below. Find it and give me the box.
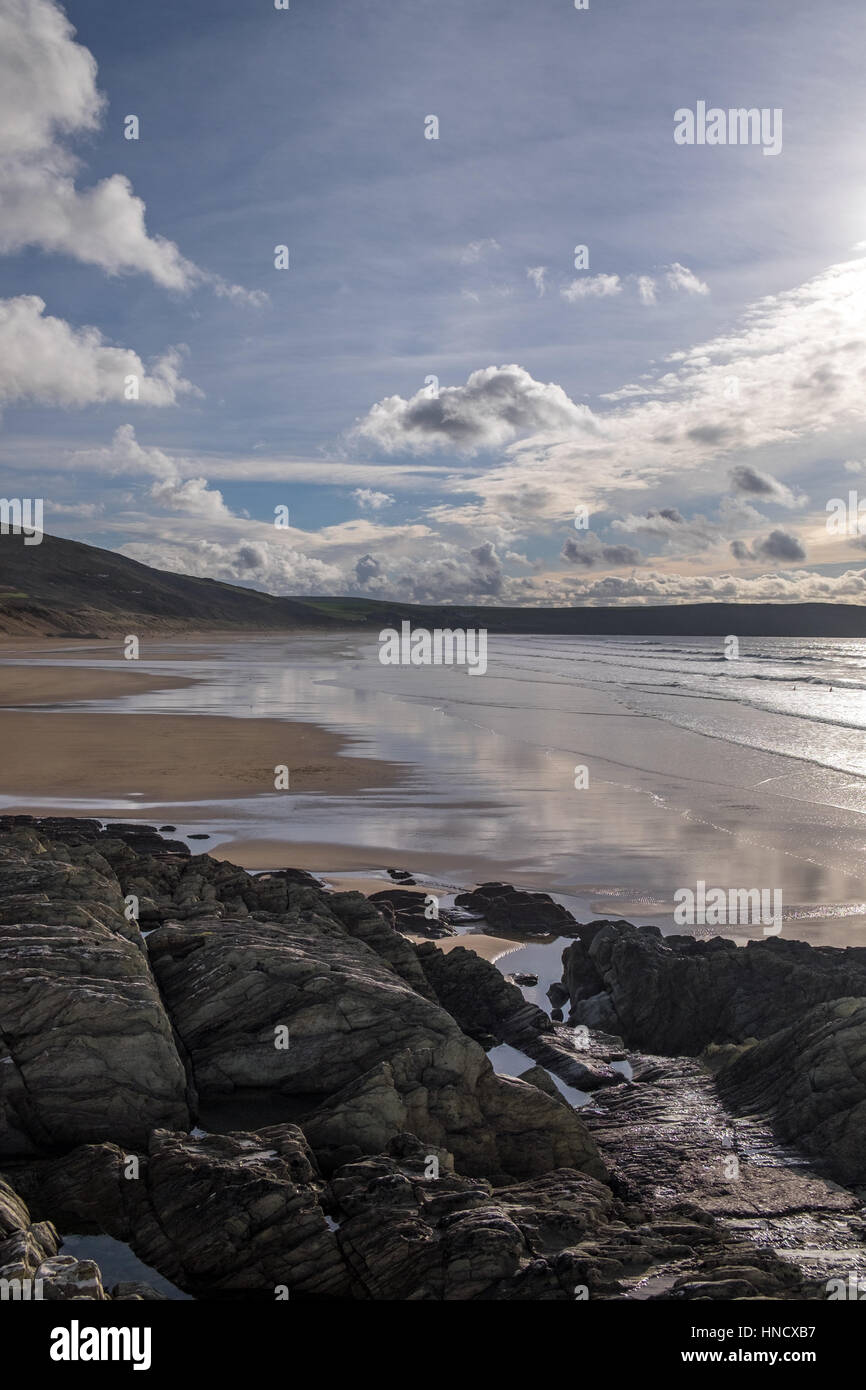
[2,0,866,606]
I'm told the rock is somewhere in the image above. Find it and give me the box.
[111,1281,168,1300]
[327,1141,613,1299]
[560,920,866,1054]
[146,908,472,1100]
[0,914,191,1154]
[13,1126,349,1299]
[145,899,605,1182]
[518,1066,571,1108]
[328,892,437,1001]
[717,998,866,1186]
[301,1045,608,1182]
[416,941,553,1047]
[368,888,453,937]
[416,942,619,1092]
[0,1175,109,1300]
[455,882,579,936]
[508,972,538,986]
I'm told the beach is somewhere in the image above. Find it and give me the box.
[2,632,866,946]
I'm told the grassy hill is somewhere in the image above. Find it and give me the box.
[2,530,866,638]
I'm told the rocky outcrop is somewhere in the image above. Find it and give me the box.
[295,1046,607,1181]
[417,940,619,1091]
[328,891,437,999]
[367,888,455,938]
[145,898,605,1181]
[0,1175,114,1300]
[454,882,579,936]
[2,816,862,1302]
[716,998,866,1187]
[11,1127,822,1301]
[0,915,191,1156]
[12,1126,348,1299]
[416,940,553,1047]
[560,921,866,1054]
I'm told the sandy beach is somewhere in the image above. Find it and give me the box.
[0,709,399,801]
[0,664,197,706]
[0,657,401,803]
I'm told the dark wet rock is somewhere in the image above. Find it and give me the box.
[368,888,453,938]
[560,920,866,1054]
[386,869,415,883]
[508,972,538,986]
[189,834,210,840]
[146,901,605,1182]
[717,998,866,1187]
[0,1175,109,1300]
[0,915,191,1155]
[158,826,177,833]
[328,1140,613,1299]
[11,1126,349,1299]
[3,817,861,1300]
[417,941,619,1092]
[582,1045,864,1289]
[326,1136,820,1300]
[417,941,553,1047]
[455,882,579,936]
[111,1281,168,1300]
[518,1066,571,1109]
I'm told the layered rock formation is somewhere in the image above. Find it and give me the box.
[454,882,580,936]
[560,920,866,1053]
[716,998,866,1187]
[1,817,862,1302]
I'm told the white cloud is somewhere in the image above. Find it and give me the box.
[0,296,197,408]
[120,536,347,595]
[545,565,862,607]
[561,274,622,302]
[458,238,501,264]
[526,266,547,296]
[637,275,657,305]
[442,253,866,527]
[149,475,233,522]
[0,0,263,300]
[351,363,595,456]
[665,262,710,296]
[352,487,395,511]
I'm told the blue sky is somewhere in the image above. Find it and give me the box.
[2,0,866,603]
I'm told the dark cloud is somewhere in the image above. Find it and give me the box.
[355,553,382,585]
[561,534,641,568]
[687,424,732,445]
[732,530,807,564]
[729,465,780,497]
[754,529,807,562]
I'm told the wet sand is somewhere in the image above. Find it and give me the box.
[0,665,197,706]
[405,932,525,963]
[0,711,400,801]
